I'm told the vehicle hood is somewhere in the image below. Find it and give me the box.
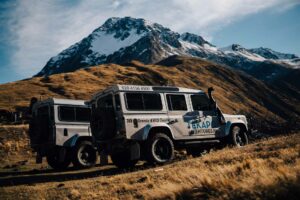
[223,114,248,125]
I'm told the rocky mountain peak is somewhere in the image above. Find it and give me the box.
[231,44,246,51]
[180,32,209,46]
[36,17,299,81]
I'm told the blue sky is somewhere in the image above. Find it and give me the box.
[0,0,300,84]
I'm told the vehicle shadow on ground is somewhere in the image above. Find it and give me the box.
[0,163,152,187]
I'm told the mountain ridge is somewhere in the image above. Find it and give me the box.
[36,17,300,83]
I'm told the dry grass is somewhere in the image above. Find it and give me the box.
[0,124,299,199]
[0,125,30,165]
[0,56,299,125]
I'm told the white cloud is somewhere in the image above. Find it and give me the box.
[7,0,300,77]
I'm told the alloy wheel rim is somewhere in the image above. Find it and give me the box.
[78,145,94,165]
[153,138,172,162]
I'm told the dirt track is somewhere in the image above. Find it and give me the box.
[0,127,299,200]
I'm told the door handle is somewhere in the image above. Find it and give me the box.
[64,128,68,136]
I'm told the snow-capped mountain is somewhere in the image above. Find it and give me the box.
[249,47,297,60]
[37,17,299,82]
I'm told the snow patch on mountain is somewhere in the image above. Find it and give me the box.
[249,47,297,60]
[220,44,266,62]
[91,29,146,56]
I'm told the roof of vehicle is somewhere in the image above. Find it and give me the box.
[92,84,204,99]
[35,98,88,107]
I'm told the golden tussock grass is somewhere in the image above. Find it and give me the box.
[0,131,299,200]
[0,56,299,124]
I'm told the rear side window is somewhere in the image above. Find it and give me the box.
[167,94,187,111]
[59,106,91,122]
[75,107,91,122]
[59,106,75,121]
[191,94,210,111]
[125,93,162,111]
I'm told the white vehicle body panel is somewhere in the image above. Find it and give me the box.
[91,85,248,142]
[32,98,91,147]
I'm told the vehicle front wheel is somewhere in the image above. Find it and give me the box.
[146,133,175,164]
[47,151,71,170]
[230,126,248,147]
[72,141,97,169]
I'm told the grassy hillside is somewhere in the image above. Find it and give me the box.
[0,56,299,199]
[0,56,299,126]
[0,124,299,199]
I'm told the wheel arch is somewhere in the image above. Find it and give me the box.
[146,126,174,140]
[74,136,93,146]
[228,123,248,136]
[63,134,93,147]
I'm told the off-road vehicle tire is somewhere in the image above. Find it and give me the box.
[111,152,138,168]
[47,151,71,170]
[146,133,175,164]
[230,125,248,147]
[72,141,97,169]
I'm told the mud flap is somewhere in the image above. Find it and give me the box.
[100,150,108,166]
[129,142,140,160]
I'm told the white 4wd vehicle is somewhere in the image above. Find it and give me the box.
[90,85,248,168]
[29,98,97,170]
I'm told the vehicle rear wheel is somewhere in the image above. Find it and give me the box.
[47,150,71,170]
[146,133,174,164]
[230,126,248,147]
[111,152,138,169]
[72,141,97,169]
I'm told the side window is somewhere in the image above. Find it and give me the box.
[125,93,162,110]
[75,107,91,122]
[125,93,143,110]
[59,106,91,122]
[191,94,210,111]
[167,94,187,111]
[59,106,75,121]
[143,93,162,110]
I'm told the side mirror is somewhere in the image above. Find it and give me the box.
[207,87,214,100]
[207,87,219,112]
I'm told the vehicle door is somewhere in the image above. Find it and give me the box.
[55,106,91,146]
[165,93,191,138]
[122,92,166,140]
[113,93,124,133]
[188,94,223,137]
[35,105,54,145]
